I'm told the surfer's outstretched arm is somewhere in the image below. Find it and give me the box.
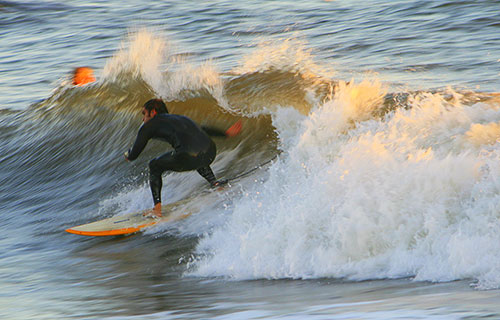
[225,120,242,137]
[202,120,242,138]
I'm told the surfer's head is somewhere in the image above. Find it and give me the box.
[72,67,95,86]
[142,98,168,123]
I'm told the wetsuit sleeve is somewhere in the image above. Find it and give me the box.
[201,126,226,137]
[127,124,152,161]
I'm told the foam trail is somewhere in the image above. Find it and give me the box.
[191,81,500,289]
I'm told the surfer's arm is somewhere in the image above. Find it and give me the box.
[202,126,226,137]
[126,124,151,161]
[202,120,242,138]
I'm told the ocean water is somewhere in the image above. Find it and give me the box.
[2,0,500,319]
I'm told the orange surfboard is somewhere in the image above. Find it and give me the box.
[66,206,192,236]
[65,164,267,237]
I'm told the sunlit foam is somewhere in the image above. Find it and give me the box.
[101,28,230,111]
[191,81,500,289]
[232,37,335,80]
[102,28,168,93]
[466,122,500,146]
[158,59,229,111]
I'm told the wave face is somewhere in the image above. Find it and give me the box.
[0,30,329,235]
[3,29,500,290]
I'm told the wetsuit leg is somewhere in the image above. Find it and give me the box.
[149,141,218,204]
[197,166,217,186]
[148,151,186,205]
[195,140,218,186]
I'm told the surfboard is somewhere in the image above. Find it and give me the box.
[66,157,276,237]
[65,203,193,237]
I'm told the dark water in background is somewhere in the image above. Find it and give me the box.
[2,1,500,319]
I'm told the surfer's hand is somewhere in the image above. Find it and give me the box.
[225,120,242,137]
[124,151,130,161]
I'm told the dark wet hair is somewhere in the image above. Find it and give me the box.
[144,98,168,114]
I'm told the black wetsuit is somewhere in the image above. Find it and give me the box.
[127,113,223,205]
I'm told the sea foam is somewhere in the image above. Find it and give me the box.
[192,81,500,289]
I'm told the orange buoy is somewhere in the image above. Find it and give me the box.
[73,67,95,86]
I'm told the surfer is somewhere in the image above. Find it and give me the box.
[72,67,96,86]
[124,98,242,217]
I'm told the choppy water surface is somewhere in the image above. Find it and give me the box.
[2,1,500,319]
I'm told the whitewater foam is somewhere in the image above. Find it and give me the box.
[191,81,500,289]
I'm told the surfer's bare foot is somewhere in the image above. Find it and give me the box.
[153,203,162,217]
[143,203,162,218]
[211,179,228,188]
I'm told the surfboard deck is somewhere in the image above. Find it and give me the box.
[65,206,192,237]
[66,158,275,237]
